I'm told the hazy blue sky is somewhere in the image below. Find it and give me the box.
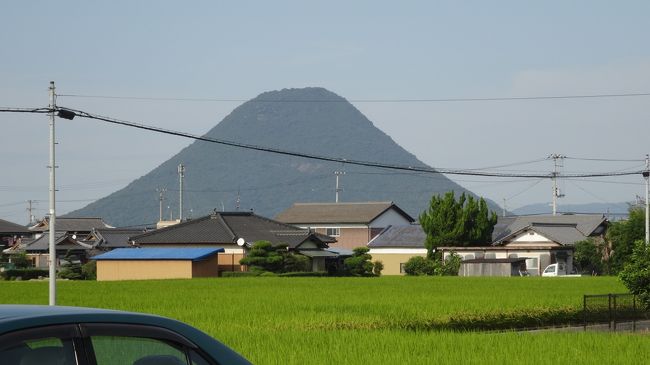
[2,1,650,224]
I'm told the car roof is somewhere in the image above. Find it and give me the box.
[0,305,183,333]
[0,305,252,365]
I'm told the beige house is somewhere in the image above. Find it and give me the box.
[367,225,427,275]
[276,202,414,250]
[93,247,222,281]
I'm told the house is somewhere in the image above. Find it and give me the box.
[84,228,145,251]
[29,217,113,239]
[275,202,415,250]
[0,218,31,251]
[92,247,224,281]
[440,214,608,276]
[5,231,95,268]
[367,224,427,275]
[130,211,337,273]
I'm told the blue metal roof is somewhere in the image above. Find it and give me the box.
[92,247,224,261]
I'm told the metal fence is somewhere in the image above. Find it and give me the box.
[583,293,649,331]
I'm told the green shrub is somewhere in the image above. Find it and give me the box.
[82,261,97,280]
[619,240,650,309]
[403,256,436,276]
[1,268,49,281]
[221,271,261,277]
[277,271,328,277]
[344,247,375,276]
[260,271,277,277]
[372,260,384,276]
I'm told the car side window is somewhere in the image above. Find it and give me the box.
[0,325,79,365]
[90,336,188,365]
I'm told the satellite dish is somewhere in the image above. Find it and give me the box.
[72,234,77,240]
[236,238,246,247]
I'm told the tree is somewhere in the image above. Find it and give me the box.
[419,191,498,257]
[573,238,605,275]
[403,253,461,276]
[619,240,650,309]
[58,251,84,280]
[607,207,646,274]
[239,240,310,273]
[343,247,377,276]
[8,253,32,269]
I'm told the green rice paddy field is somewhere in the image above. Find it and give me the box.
[1,276,648,364]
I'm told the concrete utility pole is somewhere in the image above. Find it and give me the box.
[643,155,650,245]
[26,200,36,225]
[178,164,185,220]
[502,198,507,217]
[334,171,345,203]
[549,154,566,216]
[48,81,57,306]
[156,188,167,222]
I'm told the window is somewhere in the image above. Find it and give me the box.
[0,325,79,365]
[400,263,406,273]
[326,227,340,237]
[91,336,187,365]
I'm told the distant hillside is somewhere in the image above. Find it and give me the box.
[513,202,632,218]
[68,87,500,227]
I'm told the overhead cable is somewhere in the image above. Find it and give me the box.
[62,107,645,179]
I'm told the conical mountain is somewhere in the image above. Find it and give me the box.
[69,87,497,227]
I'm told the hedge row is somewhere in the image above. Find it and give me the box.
[221,271,329,278]
[1,269,49,281]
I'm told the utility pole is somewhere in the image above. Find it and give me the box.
[549,154,566,216]
[178,164,185,221]
[26,200,36,225]
[48,81,57,306]
[334,171,345,203]
[643,155,650,246]
[502,198,506,217]
[156,188,167,222]
[236,187,241,211]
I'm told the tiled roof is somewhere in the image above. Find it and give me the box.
[493,214,607,246]
[29,217,112,233]
[21,232,93,252]
[367,225,426,248]
[131,212,332,249]
[92,228,145,249]
[275,202,414,225]
[0,219,30,234]
[92,247,224,261]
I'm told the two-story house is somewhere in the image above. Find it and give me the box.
[275,202,414,250]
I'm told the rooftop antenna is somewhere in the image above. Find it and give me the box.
[549,154,566,216]
[334,170,345,203]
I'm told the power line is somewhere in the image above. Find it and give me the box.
[566,156,645,162]
[61,107,644,179]
[56,92,650,103]
[0,107,51,114]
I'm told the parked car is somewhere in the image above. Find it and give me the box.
[541,263,581,277]
[0,305,252,365]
